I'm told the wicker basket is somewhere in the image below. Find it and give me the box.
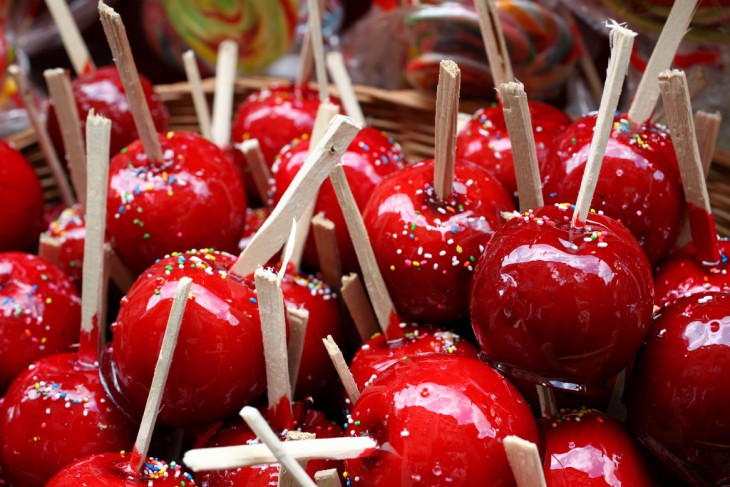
[8,75,730,235]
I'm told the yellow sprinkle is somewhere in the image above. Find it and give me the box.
[166,131,174,139]
[456,245,463,254]
[390,265,395,271]
[45,298,52,304]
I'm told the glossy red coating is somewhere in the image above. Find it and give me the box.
[362,159,514,323]
[456,101,571,199]
[0,252,81,392]
[654,239,730,307]
[542,113,684,266]
[198,401,343,486]
[0,140,44,252]
[470,204,654,390]
[540,408,655,486]
[47,66,169,157]
[47,205,86,288]
[628,292,730,487]
[272,126,405,272]
[107,132,247,274]
[46,452,197,486]
[350,324,479,392]
[345,354,538,486]
[0,353,136,487]
[108,250,265,427]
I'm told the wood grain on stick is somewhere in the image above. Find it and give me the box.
[341,273,379,342]
[306,0,329,102]
[315,470,343,487]
[39,234,62,266]
[474,0,514,89]
[503,436,547,487]
[326,51,365,126]
[45,0,95,75]
[296,0,327,88]
[287,307,309,397]
[182,50,212,141]
[279,431,316,487]
[434,60,460,201]
[695,110,722,176]
[240,139,272,203]
[211,40,238,147]
[312,213,342,291]
[323,335,360,404]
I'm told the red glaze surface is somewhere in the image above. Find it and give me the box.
[345,354,538,486]
[108,250,265,427]
[272,126,405,272]
[542,113,684,266]
[456,101,571,199]
[470,204,654,390]
[107,132,247,274]
[0,140,44,252]
[238,207,269,252]
[47,66,169,157]
[628,292,730,487]
[0,252,81,392]
[47,205,86,288]
[350,324,479,392]
[46,452,197,486]
[540,408,655,486]
[199,401,343,486]
[654,239,730,307]
[362,159,514,323]
[0,353,136,487]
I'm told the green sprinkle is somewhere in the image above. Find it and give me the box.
[571,137,577,144]
[154,290,160,295]
[40,274,48,281]
[354,421,361,426]
[143,233,150,239]
[410,223,416,231]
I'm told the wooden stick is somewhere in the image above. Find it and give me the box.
[230,116,361,278]
[78,112,111,367]
[182,50,212,141]
[39,233,62,266]
[326,51,365,126]
[311,213,342,291]
[653,68,708,124]
[341,273,379,342]
[498,82,543,211]
[45,0,95,75]
[695,110,722,177]
[434,60,460,201]
[99,2,163,163]
[183,436,378,471]
[628,0,699,124]
[211,40,238,148]
[9,65,76,207]
[572,24,636,227]
[503,436,547,487]
[109,249,136,293]
[536,386,557,418]
[456,112,472,134]
[659,69,720,264]
[474,0,514,90]
[240,407,317,487]
[607,367,628,422]
[240,139,272,203]
[279,219,298,283]
[287,307,309,397]
[255,268,293,431]
[323,335,360,405]
[306,0,329,102]
[315,470,342,487]
[279,431,316,487]
[330,165,402,340]
[44,68,87,209]
[101,244,112,329]
[129,276,193,473]
[296,0,327,88]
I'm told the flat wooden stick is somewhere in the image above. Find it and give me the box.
[695,110,722,176]
[536,386,557,418]
[183,436,378,471]
[279,431,316,487]
[312,213,342,291]
[130,276,193,473]
[39,233,63,266]
[474,0,514,90]
[78,112,111,367]
[653,68,707,124]
[45,0,95,75]
[182,50,212,141]
[240,139,272,203]
[44,68,87,209]
[341,273,379,342]
[211,40,238,148]
[230,116,361,278]
[240,407,317,487]
[323,335,360,405]
[503,436,547,487]
[99,2,164,163]
[330,165,402,340]
[287,307,309,397]
[434,60,460,201]
[296,0,327,88]
[109,249,136,293]
[279,219,298,284]
[572,24,636,227]
[499,82,543,211]
[326,51,365,126]
[659,69,720,264]
[315,470,342,487]
[9,65,75,207]
[306,0,329,102]
[628,0,699,124]
[457,112,472,134]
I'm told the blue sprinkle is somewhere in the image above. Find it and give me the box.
[118,206,125,213]
[409,234,415,239]
[169,175,175,184]
[451,226,457,234]
[134,186,141,195]
[250,297,257,304]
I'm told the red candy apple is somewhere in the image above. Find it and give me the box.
[345,354,538,486]
[542,113,684,265]
[106,132,247,274]
[628,292,730,487]
[47,66,169,157]
[0,140,44,252]
[271,126,405,272]
[239,207,269,252]
[47,205,86,287]
[362,158,514,323]
[470,204,654,392]
[106,250,265,427]
[0,252,81,392]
